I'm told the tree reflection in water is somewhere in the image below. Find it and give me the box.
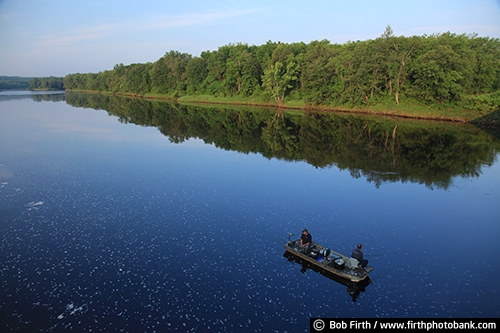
[66,92,500,190]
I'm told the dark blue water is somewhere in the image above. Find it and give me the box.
[1,93,499,332]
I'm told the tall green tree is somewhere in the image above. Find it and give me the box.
[150,51,191,95]
[262,54,299,106]
[410,42,465,102]
[120,63,152,94]
[377,27,415,105]
[201,46,230,96]
[468,36,500,94]
[301,40,342,104]
[223,43,260,96]
[184,57,208,94]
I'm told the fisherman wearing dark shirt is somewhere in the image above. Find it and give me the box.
[351,243,368,269]
[300,229,312,247]
[299,229,312,254]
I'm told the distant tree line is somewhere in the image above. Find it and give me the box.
[63,27,500,110]
[0,76,64,90]
[0,76,30,90]
[28,76,64,90]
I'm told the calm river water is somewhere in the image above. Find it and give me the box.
[1,91,499,332]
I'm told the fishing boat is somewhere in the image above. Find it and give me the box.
[283,251,372,302]
[284,232,373,283]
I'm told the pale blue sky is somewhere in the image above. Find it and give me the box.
[1,0,499,77]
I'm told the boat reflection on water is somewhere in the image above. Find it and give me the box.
[283,251,372,302]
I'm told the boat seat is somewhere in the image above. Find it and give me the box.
[349,258,359,269]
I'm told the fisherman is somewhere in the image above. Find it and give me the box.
[351,243,368,269]
[299,229,312,253]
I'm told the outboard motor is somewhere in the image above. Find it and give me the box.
[287,232,294,247]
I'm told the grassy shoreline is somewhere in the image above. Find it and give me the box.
[66,89,499,125]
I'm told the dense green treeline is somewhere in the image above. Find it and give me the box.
[0,76,30,90]
[65,92,499,189]
[0,75,64,90]
[63,27,500,116]
[28,76,64,90]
